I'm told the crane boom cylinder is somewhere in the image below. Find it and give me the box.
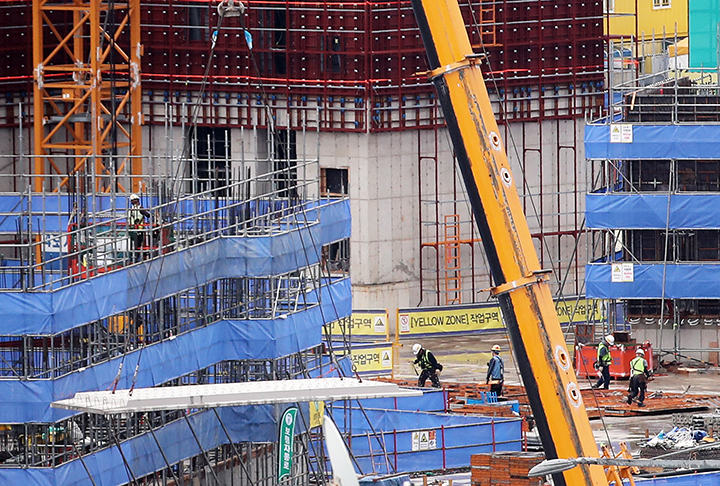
[410,1,609,485]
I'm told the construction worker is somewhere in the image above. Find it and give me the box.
[411,343,443,388]
[627,348,651,407]
[592,334,615,390]
[127,194,150,262]
[486,344,504,396]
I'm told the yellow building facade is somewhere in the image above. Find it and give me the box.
[606,0,688,40]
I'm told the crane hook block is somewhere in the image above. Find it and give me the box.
[218,0,245,17]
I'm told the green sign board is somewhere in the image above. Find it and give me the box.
[278,407,298,481]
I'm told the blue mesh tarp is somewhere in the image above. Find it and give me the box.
[327,408,522,474]
[586,263,720,299]
[0,405,283,486]
[585,124,720,160]
[1,278,350,423]
[0,198,351,333]
[0,196,344,233]
[359,474,411,486]
[349,388,446,412]
[587,193,720,229]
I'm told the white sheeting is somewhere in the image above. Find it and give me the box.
[51,377,421,413]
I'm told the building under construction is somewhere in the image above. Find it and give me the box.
[0,0,612,483]
[586,70,720,365]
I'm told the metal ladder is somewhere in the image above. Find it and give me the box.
[366,430,392,475]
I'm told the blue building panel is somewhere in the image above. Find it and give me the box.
[586,263,720,299]
[587,193,720,229]
[585,124,720,160]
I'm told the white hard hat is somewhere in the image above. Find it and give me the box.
[129,193,140,201]
[491,344,501,352]
[605,335,615,345]
[412,343,422,355]
[636,348,645,356]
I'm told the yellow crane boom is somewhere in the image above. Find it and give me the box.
[409,0,609,485]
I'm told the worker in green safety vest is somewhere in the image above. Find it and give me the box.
[627,348,651,407]
[411,343,443,388]
[592,334,615,390]
[127,194,150,262]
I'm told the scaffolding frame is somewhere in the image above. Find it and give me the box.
[587,35,720,361]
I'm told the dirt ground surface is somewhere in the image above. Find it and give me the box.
[394,333,720,456]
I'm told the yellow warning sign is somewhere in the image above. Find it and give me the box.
[328,310,389,339]
[411,430,437,451]
[309,401,325,429]
[349,343,394,374]
[398,304,503,336]
[398,299,601,336]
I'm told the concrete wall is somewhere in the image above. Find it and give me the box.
[632,320,720,365]
[315,111,590,327]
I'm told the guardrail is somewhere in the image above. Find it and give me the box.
[0,165,328,291]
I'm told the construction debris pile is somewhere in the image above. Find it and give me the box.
[640,426,720,459]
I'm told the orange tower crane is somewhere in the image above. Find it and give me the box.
[32,0,142,194]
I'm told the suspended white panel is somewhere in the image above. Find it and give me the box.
[51,378,422,414]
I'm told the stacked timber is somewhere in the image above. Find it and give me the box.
[470,451,546,486]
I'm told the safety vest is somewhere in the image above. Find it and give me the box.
[419,351,433,371]
[597,341,612,366]
[630,356,646,376]
[127,206,145,229]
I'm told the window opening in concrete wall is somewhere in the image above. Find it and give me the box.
[322,239,350,275]
[193,127,230,196]
[321,167,348,196]
[274,130,297,198]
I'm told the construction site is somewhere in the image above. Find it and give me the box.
[0,0,720,485]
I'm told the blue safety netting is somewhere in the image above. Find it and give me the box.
[0,199,351,334]
[0,395,522,486]
[0,405,288,486]
[585,124,720,160]
[346,388,446,413]
[586,263,720,299]
[1,278,350,423]
[587,193,720,229]
[0,195,341,234]
[326,408,522,474]
[359,475,411,486]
